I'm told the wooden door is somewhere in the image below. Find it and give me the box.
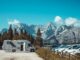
[21,44,23,51]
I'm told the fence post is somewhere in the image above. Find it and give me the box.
[75,55,76,60]
[61,51,64,60]
[69,53,70,60]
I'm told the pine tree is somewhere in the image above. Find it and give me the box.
[14,28,17,35]
[19,28,25,39]
[24,29,27,35]
[13,28,19,40]
[28,34,34,44]
[34,28,43,47]
[0,33,3,48]
[37,28,41,37]
[8,24,13,40]
[23,29,28,39]
[0,33,2,42]
[20,28,24,35]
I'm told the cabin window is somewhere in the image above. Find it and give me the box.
[7,41,11,44]
[17,42,24,44]
[28,43,32,47]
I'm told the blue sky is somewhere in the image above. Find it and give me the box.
[0,0,80,29]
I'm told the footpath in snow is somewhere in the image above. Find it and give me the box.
[0,50,43,60]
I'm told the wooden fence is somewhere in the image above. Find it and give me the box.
[52,50,80,60]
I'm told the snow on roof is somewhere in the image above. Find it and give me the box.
[4,40,31,43]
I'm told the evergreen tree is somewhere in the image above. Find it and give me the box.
[28,34,34,44]
[23,29,28,39]
[0,33,2,42]
[14,28,17,35]
[8,24,13,40]
[13,28,19,40]
[34,28,43,47]
[24,29,27,35]
[0,33,3,48]
[37,28,41,37]
[19,28,23,39]
[20,28,24,35]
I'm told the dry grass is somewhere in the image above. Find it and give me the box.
[36,48,80,60]
[36,48,60,60]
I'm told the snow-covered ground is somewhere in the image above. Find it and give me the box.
[52,44,80,55]
[0,50,43,60]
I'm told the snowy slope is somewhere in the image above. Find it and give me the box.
[53,44,80,55]
[0,50,43,60]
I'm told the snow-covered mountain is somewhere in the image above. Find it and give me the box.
[1,21,80,44]
[8,22,57,39]
[0,28,8,35]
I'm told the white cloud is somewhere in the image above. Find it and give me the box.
[8,19,21,27]
[54,16,80,27]
[74,21,80,27]
[54,16,63,25]
[8,19,20,25]
[65,17,78,26]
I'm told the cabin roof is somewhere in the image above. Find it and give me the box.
[3,40,31,43]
